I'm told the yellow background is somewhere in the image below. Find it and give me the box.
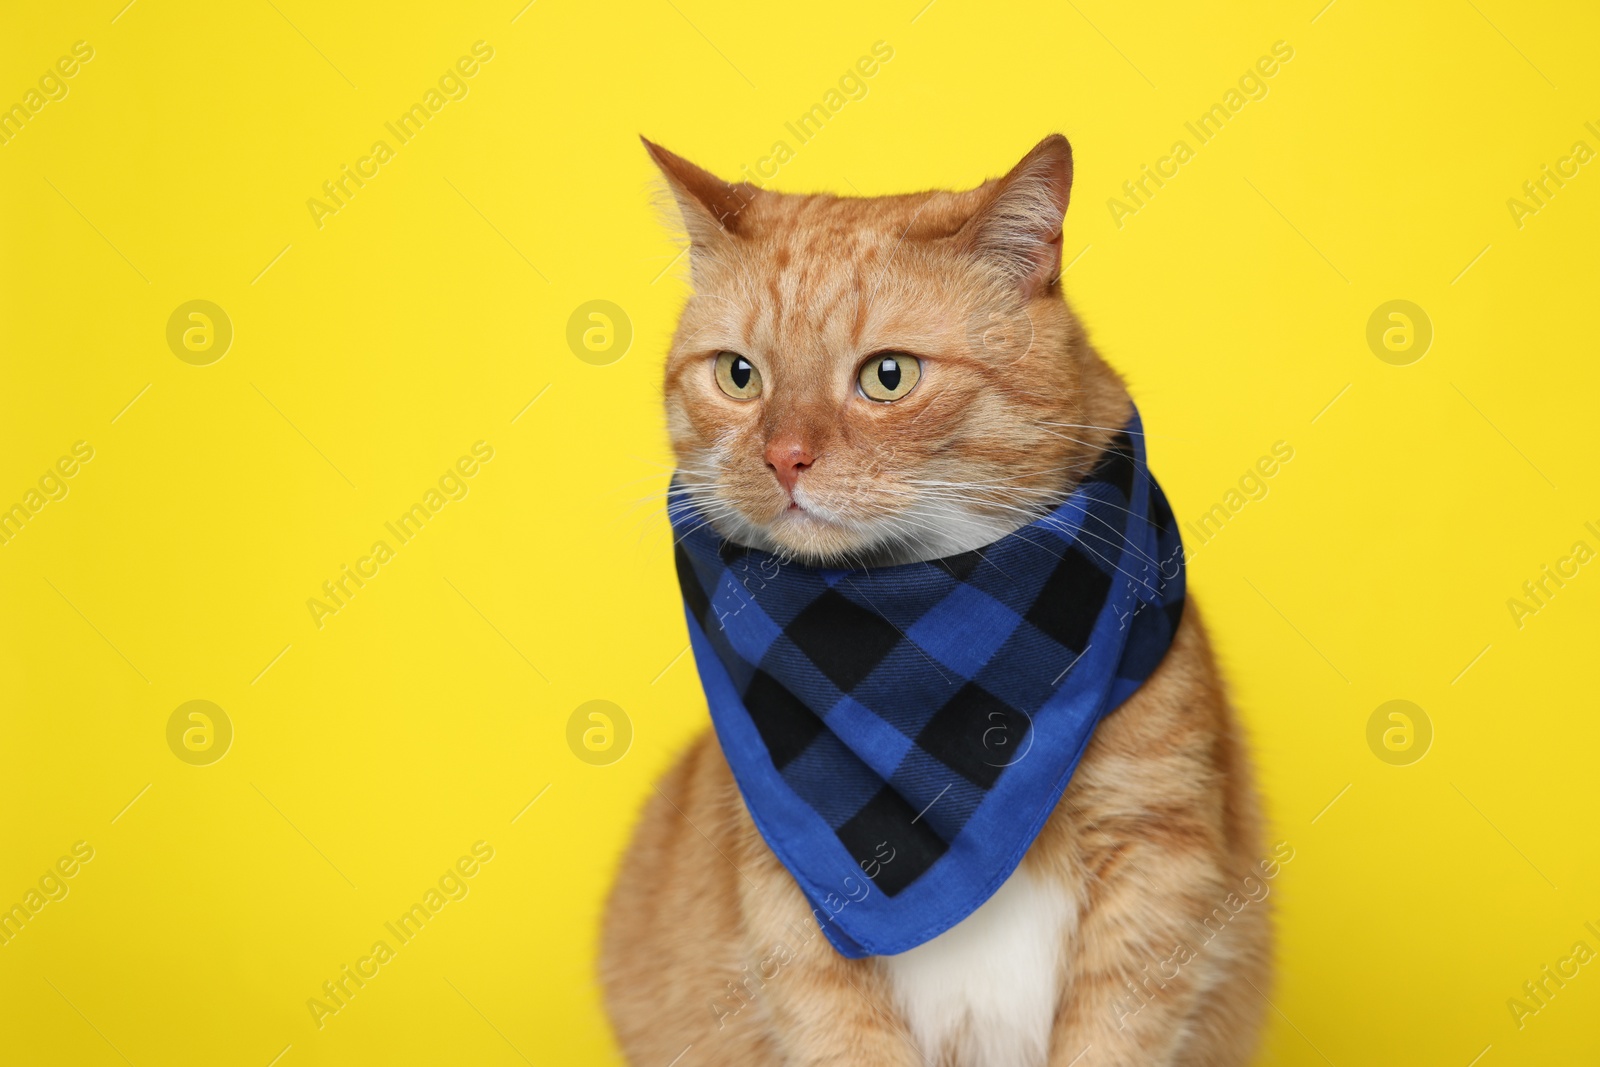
[2,1,1597,1063]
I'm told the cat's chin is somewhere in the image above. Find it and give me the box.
[719,501,1028,570]
[690,480,1050,568]
[699,504,873,568]
[749,507,869,564]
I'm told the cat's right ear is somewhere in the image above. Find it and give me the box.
[640,138,756,256]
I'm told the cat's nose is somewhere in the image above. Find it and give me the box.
[764,439,815,496]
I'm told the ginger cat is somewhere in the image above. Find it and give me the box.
[602,134,1272,1066]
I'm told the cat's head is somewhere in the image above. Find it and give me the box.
[648,134,1128,566]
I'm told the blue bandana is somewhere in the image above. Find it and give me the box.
[670,411,1185,957]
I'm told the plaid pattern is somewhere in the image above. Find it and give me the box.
[671,411,1185,957]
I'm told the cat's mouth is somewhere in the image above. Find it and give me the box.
[772,492,843,531]
[780,487,834,523]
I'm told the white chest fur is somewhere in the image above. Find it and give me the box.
[880,867,1074,1067]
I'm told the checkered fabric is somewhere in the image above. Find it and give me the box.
[670,411,1185,957]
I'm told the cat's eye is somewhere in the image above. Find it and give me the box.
[858,352,921,402]
[713,351,763,400]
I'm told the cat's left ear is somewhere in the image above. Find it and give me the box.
[960,134,1074,296]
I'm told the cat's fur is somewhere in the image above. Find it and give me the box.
[601,135,1271,1066]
